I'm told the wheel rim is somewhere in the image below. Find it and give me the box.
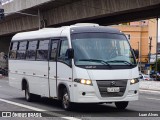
[63,93,69,109]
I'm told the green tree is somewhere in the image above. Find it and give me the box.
[154,58,160,72]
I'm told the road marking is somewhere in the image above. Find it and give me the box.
[0,98,46,111]
[140,89,160,94]
[146,97,160,101]
[0,98,81,120]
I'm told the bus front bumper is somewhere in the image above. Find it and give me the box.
[72,82,139,103]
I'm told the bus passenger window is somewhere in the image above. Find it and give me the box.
[37,40,49,61]
[58,39,71,65]
[50,40,58,61]
[9,42,18,59]
[17,41,27,59]
[26,41,38,60]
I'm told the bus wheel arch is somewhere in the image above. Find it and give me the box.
[22,78,28,91]
[58,83,69,100]
[21,79,37,102]
[58,83,72,110]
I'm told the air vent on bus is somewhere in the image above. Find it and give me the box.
[73,23,99,27]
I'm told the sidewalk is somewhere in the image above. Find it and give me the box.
[0,76,8,80]
[139,80,160,91]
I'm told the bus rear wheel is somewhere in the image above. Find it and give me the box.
[62,88,72,110]
[115,101,129,110]
[25,84,34,102]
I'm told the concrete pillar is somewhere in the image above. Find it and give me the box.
[0,36,12,54]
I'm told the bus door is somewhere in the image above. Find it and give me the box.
[49,38,72,98]
[49,39,59,97]
[56,38,72,94]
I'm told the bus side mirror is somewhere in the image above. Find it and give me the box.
[67,48,74,59]
[133,49,139,59]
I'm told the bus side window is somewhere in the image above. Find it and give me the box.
[9,42,19,59]
[26,41,38,60]
[58,39,71,65]
[50,40,58,61]
[17,41,27,60]
[37,40,49,61]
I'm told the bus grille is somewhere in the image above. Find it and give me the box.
[96,80,127,97]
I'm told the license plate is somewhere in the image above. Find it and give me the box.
[107,87,120,92]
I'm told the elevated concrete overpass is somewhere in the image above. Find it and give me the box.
[0,0,160,53]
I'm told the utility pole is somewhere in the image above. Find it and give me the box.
[155,17,159,80]
[0,8,4,20]
[148,37,152,74]
[139,20,145,73]
[148,37,152,64]
[138,41,141,72]
[0,1,2,7]
[38,9,41,30]
[0,1,4,20]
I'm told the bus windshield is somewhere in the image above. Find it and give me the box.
[71,33,136,68]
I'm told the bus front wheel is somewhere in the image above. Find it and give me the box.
[62,88,72,110]
[115,101,128,110]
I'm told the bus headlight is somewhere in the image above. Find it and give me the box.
[74,79,92,85]
[130,78,139,84]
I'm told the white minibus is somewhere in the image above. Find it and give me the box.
[9,23,139,110]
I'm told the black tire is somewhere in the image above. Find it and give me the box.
[62,88,72,110]
[25,83,35,102]
[115,101,128,110]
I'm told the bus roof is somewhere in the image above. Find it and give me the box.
[12,24,122,41]
[12,27,67,41]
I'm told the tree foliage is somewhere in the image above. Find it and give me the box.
[154,58,160,72]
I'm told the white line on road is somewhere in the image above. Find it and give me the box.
[0,98,45,111]
[140,89,160,94]
[0,98,81,120]
[146,97,160,101]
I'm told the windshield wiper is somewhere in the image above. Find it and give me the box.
[107,60,133,66]
[78,59,112,68]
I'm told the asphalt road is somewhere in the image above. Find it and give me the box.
[0,78,160,120]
